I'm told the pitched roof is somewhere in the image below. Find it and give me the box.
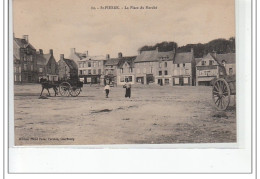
[174,52,193,64]
[36,53,47,65]
[215,53,236,64]
[135,50,174,63]
[105,58,120,66]
[118,56,136,68]
[195,58,203,65]
[43,54,52,61]
[75,52,87,60]
[81,55,105,61]
[63,59,78,70]
[158,51,175,60]
[135,50,158,62]
[14,38,35,49]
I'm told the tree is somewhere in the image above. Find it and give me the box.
[138,41,178,53]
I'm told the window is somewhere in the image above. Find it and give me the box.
[183,63,185,67]
[201,61,205,65]
[184,78,189,84]
[88,62,91,67]
[130,68,133,73]
[128,76,133,82]
[93,62,96,67]
[120,68,123,74]
[164,70,168,75]
[175,78,179,85]
[125,76,133,82]
[93,69,96,74]
[165,79,169,85]
[229,68,233,75]
[79,70,83,75]
[159,62,162,68]
[165,62,167,67]
[98,69,101,74]
[159,71,162,76]
[24,64,27,70]
[39,68,43,73]
[98,62,101,67]
[177,64,180,67]
[209,60,213,65]
[88,70,91,74]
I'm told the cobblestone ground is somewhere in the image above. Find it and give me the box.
[13,83,236,145]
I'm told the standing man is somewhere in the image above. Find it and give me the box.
[124,79,131,98]
[104,84,110,98]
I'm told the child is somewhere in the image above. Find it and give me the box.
[104,84,110,98]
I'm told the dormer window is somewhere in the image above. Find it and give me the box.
[201,61,206,66]
[222,60,226,66]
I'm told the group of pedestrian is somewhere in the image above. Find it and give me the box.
[104,79,131,98]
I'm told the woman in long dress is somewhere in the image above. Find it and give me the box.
[124,79,131,98]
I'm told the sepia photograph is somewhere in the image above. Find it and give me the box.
[12,0,236,146]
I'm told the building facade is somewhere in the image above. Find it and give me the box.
[36,49,59,82]
[68,48,88,68]
[78,54,106,84]
[196,53,221,86]
[134,48,175,85]
[104,54,119,85]
[116,54,136,85]
[195,52,235,86]
[13,35,38,83]
[58,54,78,81]
[172,49,195,86]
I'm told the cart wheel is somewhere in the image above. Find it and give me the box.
[212,78,230,110]
[69,87,81,97]
[59,82,71,96]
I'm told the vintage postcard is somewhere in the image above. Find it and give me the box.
[12,0,236,146]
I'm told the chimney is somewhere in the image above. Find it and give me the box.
[60,54,64,60]
[84,51,88,57]
[39,49,43,54]
[106,54,110,59]
[173,47,176,53]
[118,52,123,58]
[49,49,53,55]
[23,35,29,43]
[70,48,76,54]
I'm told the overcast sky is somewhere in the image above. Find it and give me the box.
[13,0,235,60]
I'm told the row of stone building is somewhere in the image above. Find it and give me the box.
[13,35,236,86]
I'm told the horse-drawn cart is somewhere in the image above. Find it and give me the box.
[212,74,236,110]
[40,78,83,97]
[59,80,83,97]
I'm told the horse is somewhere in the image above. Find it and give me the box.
[40,78,59,96]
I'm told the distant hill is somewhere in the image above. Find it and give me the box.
[177,37,235,58]
[138,37,235,58]
[138,41,178,53]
